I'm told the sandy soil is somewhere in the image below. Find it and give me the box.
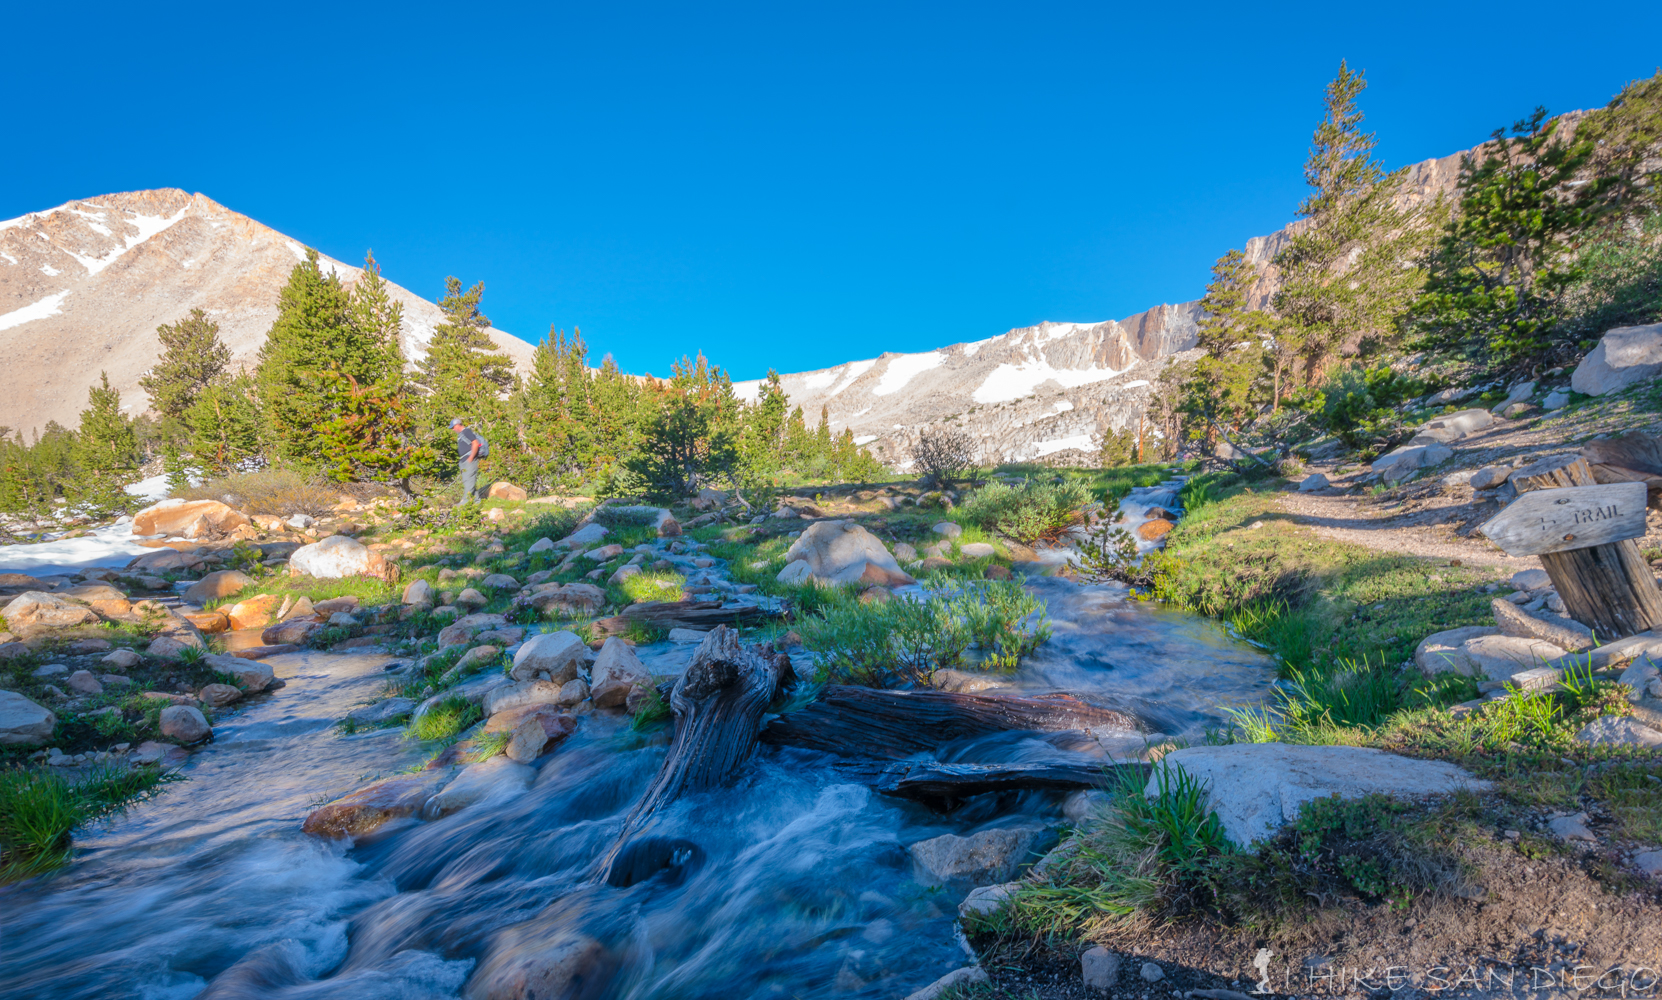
[1273,401,1662,577]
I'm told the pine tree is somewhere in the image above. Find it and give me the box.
[521,327,596,483]
[187,373,265,472]
[590,353,641,471]
[1274,62,1432,378]
[1407,108,1605,364]
[782,405,815,470]
[738,370,789,480]
[414,277,517,447]
[140,309,232,420]
[256,249,372,462]
[1186,250,1277,434]
[315,371,438,484]
[348,250,407,385]
[71,372,139,515]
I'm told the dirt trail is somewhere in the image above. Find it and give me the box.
[1272,401,1662,578]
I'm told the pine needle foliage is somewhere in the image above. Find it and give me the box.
[139,309,231,420]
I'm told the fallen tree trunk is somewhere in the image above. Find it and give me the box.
[873,760,1149,809]
[590,600,773,637]
[760,685,1144,759]
[594,626,784,883]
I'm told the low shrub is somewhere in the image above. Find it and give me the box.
[1302,366,1424,455]
[178,467,342,516]
[957,479,1092,543]
[799,578,1048,686]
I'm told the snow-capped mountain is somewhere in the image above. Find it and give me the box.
[736,146,1469,468]
[0,189,535,435]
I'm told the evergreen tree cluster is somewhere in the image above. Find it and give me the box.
[1165,65,1662,461]
[0,248,888,519]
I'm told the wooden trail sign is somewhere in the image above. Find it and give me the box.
[1491,453,1662,640]
[1479,481,1648,557]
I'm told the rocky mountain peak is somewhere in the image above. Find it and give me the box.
[0,189,534,435]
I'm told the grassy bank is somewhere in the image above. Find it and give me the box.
[0,764,184,884]
[983,470,1662,948]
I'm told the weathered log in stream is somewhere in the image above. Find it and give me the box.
[593,625,784,884]
[760,685,1144,759]
[590,599,773,637]
[866,760,1150,810]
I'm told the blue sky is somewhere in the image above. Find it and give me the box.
[4,2,1658,380]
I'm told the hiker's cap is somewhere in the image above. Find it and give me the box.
[450,418,465,428]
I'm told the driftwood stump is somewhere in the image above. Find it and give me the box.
[1509,453,1662,640]
[594,625,783,882]
[589,600,771,637]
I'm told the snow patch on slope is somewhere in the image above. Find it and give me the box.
[63,206,190,275]
[972,360,1127,404]
[1023,433,1098,459]
[0,290,70,331]
[873,351,943,396]
[829,358,876,395]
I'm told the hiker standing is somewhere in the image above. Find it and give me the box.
[451,417,488,504]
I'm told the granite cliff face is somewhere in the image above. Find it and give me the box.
[0,189,535,435]
[740,147,1471,469]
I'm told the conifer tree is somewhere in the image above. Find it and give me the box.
[255,249,369,462]
[71,372,139,515]
[315,371,437,485]
[348,250,407,385]
[1274,62,1432,378]
[187,373,264,472]
[589,353,641,471]
[1407,108,1604,363]
[1186,250,1277,433]
[738,370,789,479]
[782,405,815,470]
[415,277,517,445]
[140,309,231,420]
[522,327,596,482]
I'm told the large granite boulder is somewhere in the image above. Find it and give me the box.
[423,755,535,818]
[0,691,56,746]
[132,499,251,538]
[183,570,255,606]
[1155,743,1489,846]
[1460,634,1569,679]
[301,771,450,838]
[159,705,211,743]
[2,591,99,628]
[60,584,131,617]
[555,523,609,549]
[225,593,283,630]
[1571,323,1662,396]
[589,637,650,708]
[778,520,915,588]
[523,582,605,617]
[468,931,616,1000]
[510,631,593,683]
[289,535,393,581]
[205,653,275,691]
[908,824,1054,899]
[1491,597,1594,652]
[1416,625,1500,674]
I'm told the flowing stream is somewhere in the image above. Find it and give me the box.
[1,482,1276,999]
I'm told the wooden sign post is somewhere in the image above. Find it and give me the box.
[1480,453,1662,640]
